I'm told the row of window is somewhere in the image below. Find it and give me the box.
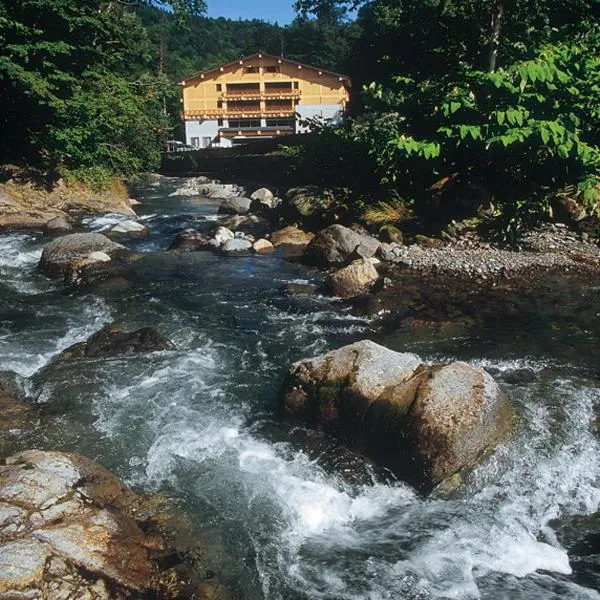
[243,65,280,74]
[216,81,299,92]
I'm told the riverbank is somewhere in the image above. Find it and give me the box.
[0,166,136,231]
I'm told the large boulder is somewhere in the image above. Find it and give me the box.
[328,258,379,299]
[57,324,174,360]
[39,233,126,277]
[0,450,217,600]
[304,225,381,267]
[270,226,315,256]
[217,196,252,215]
[280,340,513,491]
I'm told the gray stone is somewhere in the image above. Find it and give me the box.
[305,225,380,267]
[168,228,211,251]
[38,233,126,278]
[221,238,252,255]
[218,196,252,215]
[213,226,235,245]
[44,217,72,237]
[281,340,513,491]
[107,220,148,239]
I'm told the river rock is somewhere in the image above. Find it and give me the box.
[0,372,37,432]
[253,239,274,254]
[44,216,73,236]
[57,324,174,360]
[39,233,126,277]
[218,196,252,215]
[279,282,319,296]
[304,225,381,267]
[216,215,272,238]
[270,226,315,256]
[221,238,252,255]
[282,186,335,220]
[328,259,379,299]
[107,219,149,240]
[280,340,513,491]
[250,187,276,209]
[379,225,404,245]
[551,511,600,588]
[213,226,235,245]
[0,450,202,599]
[169,228,212,251]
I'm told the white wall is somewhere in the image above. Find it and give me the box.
[295,104,344,133]
[184,120,232,148]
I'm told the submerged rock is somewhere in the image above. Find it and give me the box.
[39,233,126,277]
[304,225,380,267]
[0,450,221,600]
[217,196,252,215]
[168,228,212,251]
[328,258,379,299]
[279,282,319,296]
[57,324,174,360]
[551,512,600,589]
[0,371,37,432]
[280,340,513,491]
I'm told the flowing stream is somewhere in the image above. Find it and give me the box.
[0,177,598,599]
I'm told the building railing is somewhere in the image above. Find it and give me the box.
[221,90,301,101]
[183,109,296,120]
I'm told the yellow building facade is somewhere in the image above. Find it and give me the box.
[181,53,350,148]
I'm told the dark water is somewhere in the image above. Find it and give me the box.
[0,176,598,599]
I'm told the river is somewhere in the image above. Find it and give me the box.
[0,177,598,599]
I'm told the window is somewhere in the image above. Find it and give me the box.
[228,119,261,129]
[216,84,222,92]
[217,101,223,108]
[226,83,260,93]
[266,118,295,128]
[266,99,294,110]
[265,65,280,73]
[217,119,223,126]
[293,81,299,89]
[244,66,259,73]
[190,137,200,147]
[202,137,212,148]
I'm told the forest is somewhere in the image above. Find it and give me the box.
[1,0,599,230]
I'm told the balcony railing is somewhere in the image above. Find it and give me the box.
[184,109,296,120]
[221,90,301,101]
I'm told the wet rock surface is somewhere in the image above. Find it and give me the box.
[281,340,514,491]
[57,324,174,360]
[217,197,252,215]
[0,450,229,600]
[328,258,379,299]
[305,225,380,267]
[39,233,127,278]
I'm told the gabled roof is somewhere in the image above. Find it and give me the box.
[181,52,350,85]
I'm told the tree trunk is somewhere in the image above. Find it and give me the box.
[488,0,504,72]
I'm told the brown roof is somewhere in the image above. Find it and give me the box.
[181,52,350,85]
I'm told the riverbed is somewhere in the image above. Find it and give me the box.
[0,177,598,599]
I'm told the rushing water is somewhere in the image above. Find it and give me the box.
[0,176,598,599]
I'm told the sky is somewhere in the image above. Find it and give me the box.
[206,0,297,24]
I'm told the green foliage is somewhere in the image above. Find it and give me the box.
[304,0,600,228]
